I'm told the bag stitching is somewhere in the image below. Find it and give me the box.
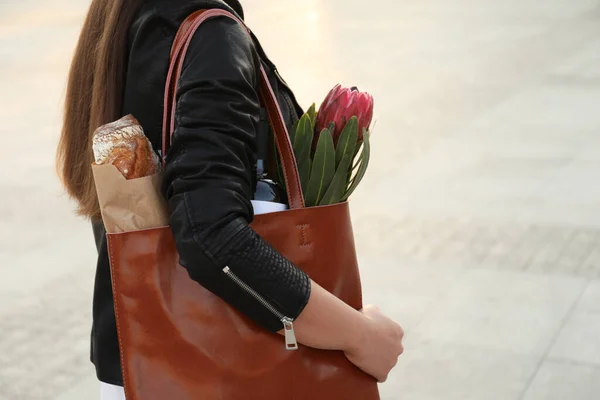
[107,235,130,398]
[297,224,312,248]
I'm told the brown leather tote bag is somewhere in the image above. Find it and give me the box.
[107,9,380,400]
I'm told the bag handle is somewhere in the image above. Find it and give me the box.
[161,9,305,210]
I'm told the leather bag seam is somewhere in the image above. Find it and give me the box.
[297,223,312,248]
[107,235,130,397]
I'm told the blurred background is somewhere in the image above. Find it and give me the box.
[2,0,600,399]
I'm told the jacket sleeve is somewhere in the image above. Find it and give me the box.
[161,17,311,332]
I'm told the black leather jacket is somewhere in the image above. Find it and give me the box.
[91,0,311,385]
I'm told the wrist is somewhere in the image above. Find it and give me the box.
[345,311,371,354]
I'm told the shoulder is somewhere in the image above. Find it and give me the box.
[184,17,256,68]
[129,1,256,66]
[130,0,245,38]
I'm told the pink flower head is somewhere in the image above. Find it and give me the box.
[315,84,374,142]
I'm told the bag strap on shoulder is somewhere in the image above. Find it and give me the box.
[161,9,305,209]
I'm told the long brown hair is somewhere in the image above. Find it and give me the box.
[56,0,142,219]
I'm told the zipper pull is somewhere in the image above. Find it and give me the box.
[282,318,298,350]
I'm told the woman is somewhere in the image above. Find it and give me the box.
[56,0,404,398]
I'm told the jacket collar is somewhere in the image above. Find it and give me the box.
[148,0,244,20]
[202,0,244,19]
[222,0,244,19]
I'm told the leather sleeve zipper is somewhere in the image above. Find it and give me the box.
[223,266,298,350]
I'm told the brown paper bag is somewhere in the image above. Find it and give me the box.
[92,164,169,233]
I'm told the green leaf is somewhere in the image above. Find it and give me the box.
[291,114,313,202]
[305,129,335,206]
[291,114,309,151]
[354,137,364,158]
[352,150,364,171]
[292,114,314,168]
[342,130,371,201]
[327,121,336,135]
[351,138,365,171]
[299,155,311,194]
[335,116,358,168]
[319,154,352,205]
[306,103,317,130]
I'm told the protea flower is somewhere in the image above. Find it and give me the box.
[315,84,374,142]
[288,84,375,207]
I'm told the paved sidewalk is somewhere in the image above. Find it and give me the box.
[2,0,600,399]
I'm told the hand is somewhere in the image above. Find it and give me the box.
[344,305,404,382]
